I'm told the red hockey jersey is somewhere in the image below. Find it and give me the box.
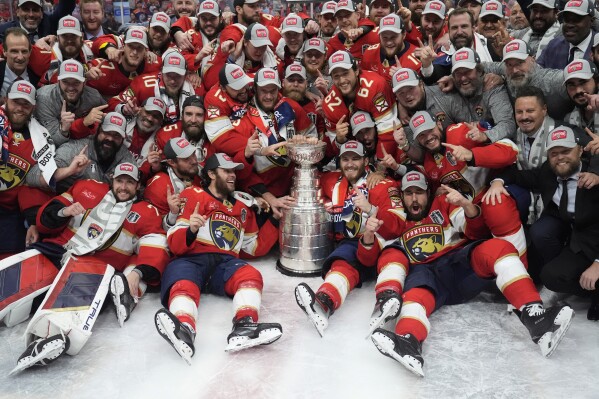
[36,179,170,274]
[204,85,250,144]
[167,186,278,258]
[360,42,422,83]
[86,58,162,98]
[326,19,380,62]
[422,123,518,202]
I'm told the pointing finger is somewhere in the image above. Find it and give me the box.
[79,144,88,155]
[193,202,200,215]
[62,100,66,113]
[442,142,456,149]
[96,104,109,111]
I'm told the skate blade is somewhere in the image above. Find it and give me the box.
[9,339,65,376]
[110,275,126,328]
[295,285,327,338]
[155,313,193,366]
[539,306,574,358]
[224,328,283,353]
[371,332,424,378]
[365,299,401,339]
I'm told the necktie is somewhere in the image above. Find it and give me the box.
[568,47,579,63]
[527,137,535,159]
[559,179,571,222]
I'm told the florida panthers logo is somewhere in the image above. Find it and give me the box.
[440,170,476,200]
[210,212,241,250]
[402,224,444,262]
[0,154,29,191]
[87,223,103,240]
[343,210,363,238]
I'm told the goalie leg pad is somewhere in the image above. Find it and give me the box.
[0,250,59,327]
[24,256,115,356]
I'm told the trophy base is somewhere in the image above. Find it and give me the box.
[276,259,323,277]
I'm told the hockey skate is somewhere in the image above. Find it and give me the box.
[520,302,574,358]
[155,308,195,365]
[294,283,333,337]
[366,290,402,338]
[9,333,70,375]
[110,272,136,327]
[224,316,283,353]
[371,329,424,377]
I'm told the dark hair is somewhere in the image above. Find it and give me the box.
[514,86,547,107]
[3,27,32,51]
[448,8,476,30]
[200,166,212,188]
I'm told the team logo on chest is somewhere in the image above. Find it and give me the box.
[210,212,241,250]
[0,154,30,191]
[440,170,476,200]
[343,209,363,238]
[87,223,103,240]
[402,224,444,262]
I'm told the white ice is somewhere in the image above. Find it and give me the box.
[1,252,598,399]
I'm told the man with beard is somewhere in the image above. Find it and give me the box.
[563,59,599,132]
[406,0,427,26]
[212,68,317,217]
[301,38,332,98]
[441,48,516,143]
[0,81,55,256]
[318,1,339,42]
[93,12,174,59]
[476,0,511,61]
[0,28,43,97]
[404,0,449,52]
[144,137,201,230]
[276,13,317,68]
[204,64,253,144]
[35,59,106,147]
[486,126,599,321]
[366,170,573,377]
[9,162,169,374]
[322,51,399,161]
[391,68,460,140]
[27,112,135,193]
[156,153,282,362]
[80,0,117,42]
[282,63,326,136]
[295,140,400,337]
[537,0,596,69]
[368,0,393,26]
[202,23,283,92]
[171,0,222,73]
[170,0,196,20]
[362,14,421,83]
[483,39,572,119]
[511,0,559,59]
[153,95,213,177]
[421,8,493,82]
[121,96,167,172]
[110,51,202,125]
[0,0,76,43]
[326,0,378,63]
[86,28,162,99]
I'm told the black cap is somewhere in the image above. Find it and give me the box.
[182,95,204,111]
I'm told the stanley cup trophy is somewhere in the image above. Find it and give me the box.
[277,142,332,276]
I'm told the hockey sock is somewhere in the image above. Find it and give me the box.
[395,288,435,342]
[482,198,528,267]
[318,260,360,311]
[169,280,200,331]
[226,266,263,323]
[375,248,409,297]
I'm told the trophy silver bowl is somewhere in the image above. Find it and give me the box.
[277,141,332,276]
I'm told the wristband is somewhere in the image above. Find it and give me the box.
[398,141,411,151]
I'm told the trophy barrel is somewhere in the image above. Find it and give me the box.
[277,142,331,276]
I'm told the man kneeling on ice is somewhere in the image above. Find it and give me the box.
[9,163,169,375]
[155,153,282,364]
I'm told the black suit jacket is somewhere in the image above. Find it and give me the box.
[0,0,76,43]
[0,60,41,91]
[501,159,599,262]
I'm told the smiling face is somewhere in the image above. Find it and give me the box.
[453,67,483,98]
[58,33,83,58]
[331,67,358,98]
[514,96,546,135]
[340,152,367,185]
[303,49,326,75]
[59,78,85,104]
[369,0,392,25]
[6,97,34,130]
[561,13,592,46]
[255,84,280,112]
[112,175,139,202]
[477,15,504,39]
[395,83,425,112]
[16,2,43,31]
[209,167,237,197]
[548,145,582,178]
[199,13,221,37]
[136,107,163,134]
[80,1,104,34]
[529,5,556,34]
[123,42,146,69]
[379,30,405,58]
[416,125,443,154]
[5,33,31,76]
[565,77,597,107]
[448,13,474,49]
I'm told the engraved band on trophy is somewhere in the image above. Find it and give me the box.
[277,142,332,276]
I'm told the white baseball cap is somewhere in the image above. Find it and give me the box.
[563,59,596,83]
[142,97,167,117]
[545,126,579,150]
[219,64,253,90]
[205,153,244,170]
[150,12,171,31]
[401,171,428,191]
[57,16,82,36]
[391,68,420,93]
[422,0,446,19]
[198,0,220,16]
[350,111,375,134]
[409,111,437,138]
[7,81,36,105]
[285,63,307,80]
[58,59,86,82]
[339,140,365,156]
[162,52,187,76]
[254,67,281,88]
[378,14,404,35]
[164,137,196,160]
[244,23,273,47]
[335,0,356,14]
[102,112,127,137]
[282,13,304,34]
[124,28,148,48]
[114,162,140,181]
[451,48,480,72]
[321,1,337,15]
[479,0,504,19]
[303,37,327,54]
[502,39,530,61]
[328,51,354,72]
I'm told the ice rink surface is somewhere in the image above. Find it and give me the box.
[1,253,598,399]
